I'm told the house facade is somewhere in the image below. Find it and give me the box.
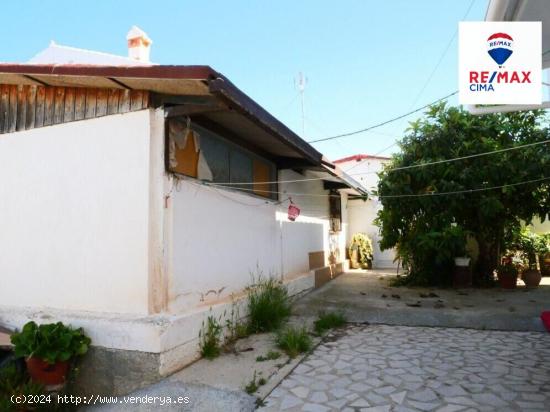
[334,154,398,269]
[0,31,364,394]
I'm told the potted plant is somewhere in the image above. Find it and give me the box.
[348,233,374,269]
[518,230,546,288]
[496,260,519,289]
[541,233,550,276]
[445,226,472,288]
[10,321,91,387]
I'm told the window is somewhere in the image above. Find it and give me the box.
[168,119,277,199]
[329,190,342,232]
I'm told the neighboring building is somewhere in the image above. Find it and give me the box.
[334,154,398,269]
[0,28,365,394]
[28,26,154,66]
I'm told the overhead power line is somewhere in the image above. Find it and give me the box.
[309,0,476,147]
[407,0,476,109]
[378,176,550,199]
[199,176,550,200]
[202,138,550,186]
[374,138,550,174]
[307,91,458,143]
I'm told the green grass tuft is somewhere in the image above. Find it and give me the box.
[199,315,222,360]
[244,371,260,394]
[247,276,291,333]
[276,327,312,358]
[313,311,346,335]
[256,350,281,362]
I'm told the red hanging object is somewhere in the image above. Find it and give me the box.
[287,198,300,221]
[541,311,550,332]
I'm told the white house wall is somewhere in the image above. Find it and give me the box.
[168,179,282,313]
[168,168,334,313]
[279,169,330,275]
[338,157,397,268]
[0,110,152,314]
[347,198,397,268]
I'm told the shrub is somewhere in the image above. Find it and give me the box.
[247,276,291,333]
[389,225,469,287]
[276,327,312,358]
[11,321,90,364]
[199,315,222,359]
[349,233,374,268]
[517,229,549,269]
[496,262,519,278]
[313,311,346,335]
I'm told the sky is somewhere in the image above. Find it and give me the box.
[0,0,489,161]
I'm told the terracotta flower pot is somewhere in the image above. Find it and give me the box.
[541,253,550,277]
[25,357,69,385]
[522,269,542,288]
[453,266,472,288]
[497,273,517,289]
[349,249,360,269]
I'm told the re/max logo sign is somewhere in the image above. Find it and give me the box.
[469,70,532,91]
[458,22,541,105]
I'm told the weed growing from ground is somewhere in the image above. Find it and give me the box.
[223,300,250,351]
[276,327,312,358]
[256,350,281,362]
[255,398,266,408]
[313,311,346,335]
[247,275,291,333]
[244,371,267,395]
[199,314,222,360]
[244,371,261,394]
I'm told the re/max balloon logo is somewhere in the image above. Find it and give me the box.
[469,32,532,92]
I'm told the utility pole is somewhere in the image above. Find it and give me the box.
[295,72,307,138]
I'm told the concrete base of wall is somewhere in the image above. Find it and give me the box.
[0,271,317,396]
[71,347,161,396]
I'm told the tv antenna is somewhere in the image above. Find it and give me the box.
[295,72,307,138]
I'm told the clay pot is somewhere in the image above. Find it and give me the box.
[453,266,472,288]
[541,253,550,277]
[497,273,517,289]
[349,248,360,269]
[522,269,542,288]
[25,357,69,385]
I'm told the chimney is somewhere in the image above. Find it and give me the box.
[126,26,152,63]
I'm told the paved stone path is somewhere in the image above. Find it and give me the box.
[260,325,550,412]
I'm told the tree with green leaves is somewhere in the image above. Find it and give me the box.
[376,104,550,286]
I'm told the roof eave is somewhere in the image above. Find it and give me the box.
[208,76,323,166]
[0,63,324,167]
